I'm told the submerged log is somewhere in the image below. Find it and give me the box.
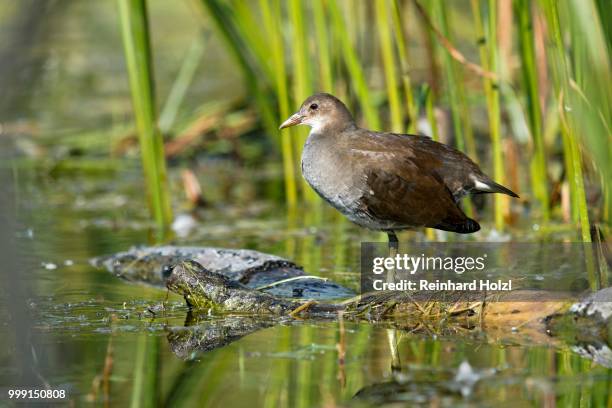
[92,245,354,299]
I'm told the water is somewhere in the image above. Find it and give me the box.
[0,161,609,407]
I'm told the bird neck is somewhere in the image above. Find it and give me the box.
[310,120,357,135]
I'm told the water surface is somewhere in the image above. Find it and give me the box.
[1,162,609,407]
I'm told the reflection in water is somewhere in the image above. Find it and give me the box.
[167,315,277,360]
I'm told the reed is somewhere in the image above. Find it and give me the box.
[425,0,474,216]
[130,334,159,408]
[117,0,173,229]
[312,0,334,92]
[423,84,440,141]
[391,0,418,133]
[471,0,505,231]
[194,0,609,231]
[158,37,206,134]
[289,0,318,202]
[563,0,610,229]
[539,0,597,241]
[327,0,381,129]
[197,0,277,139]
[426,0,477,160]
[375,0,403,132]
[515,0,550,222]
[260,0,298,207]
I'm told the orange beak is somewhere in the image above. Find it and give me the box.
[279,113,303,130]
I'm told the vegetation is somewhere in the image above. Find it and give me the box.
[117,0,173,229]
[181,0,609,238]
[17,0,608,236]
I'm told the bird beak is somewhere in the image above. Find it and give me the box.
[279,113,303,130]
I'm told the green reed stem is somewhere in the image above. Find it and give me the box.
[159,37,206,134]
[375,0,403,133]
[540,0,591,241]
[289,0,317,203]
[231,1,275,81]
[515,0,550,222]
[432,1,477,159]
[328,0,381,129]
[117,0,173,229]
[260,0,298,207]
[472,0,505,231]
[289,0,312,104]
[428,0,474,216]
[424,85,440,141]
[312,0,334,91]
[560,125,579,223]
[564,0,611,229]
[198,0,278,142]
[566,115,591,242]
[391,0,418,133]
[130,334,159,408]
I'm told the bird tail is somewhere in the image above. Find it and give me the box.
[433,218,481,234]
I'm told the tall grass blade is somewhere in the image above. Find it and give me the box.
[429,0,477,159]
[375,0,403,132]
[260,0,298,207]
[130,334,159,408]
[312,0,334,91]
[564,0,611,228]
[159,37,206,134]
[117,0,173,228]
[197,0,277,139]
[471,0,506,231]
[391,0,418,133]
[328,0,381,129]
[539,0,595,240]
[288,0,317,202]
[515,0,550,222]
[426,0,474,216]
[230,1,276,82]
[423,84,440,141]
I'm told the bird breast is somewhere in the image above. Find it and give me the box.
[301,133,362,215]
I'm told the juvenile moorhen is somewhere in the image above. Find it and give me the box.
[279,93,518,247]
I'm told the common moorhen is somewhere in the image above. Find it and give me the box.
[279,93,518,247]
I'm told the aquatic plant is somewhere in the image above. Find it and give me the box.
[117,0,173,229]
[122,0,609,239]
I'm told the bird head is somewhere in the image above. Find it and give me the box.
[279,93,355,133]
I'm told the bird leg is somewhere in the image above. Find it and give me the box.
[387,231,398,283]
[386,231,401,371]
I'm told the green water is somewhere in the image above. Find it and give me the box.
[0,162,609,407]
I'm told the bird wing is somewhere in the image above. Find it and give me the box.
[340,127,481,230]
[354,154,470,230]
[347,129,520,201]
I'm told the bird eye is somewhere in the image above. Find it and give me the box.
[309,103,318,110]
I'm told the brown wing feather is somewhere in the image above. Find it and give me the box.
[350,130,483,198]
[344,130,484,232]
[359,168,469,230]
